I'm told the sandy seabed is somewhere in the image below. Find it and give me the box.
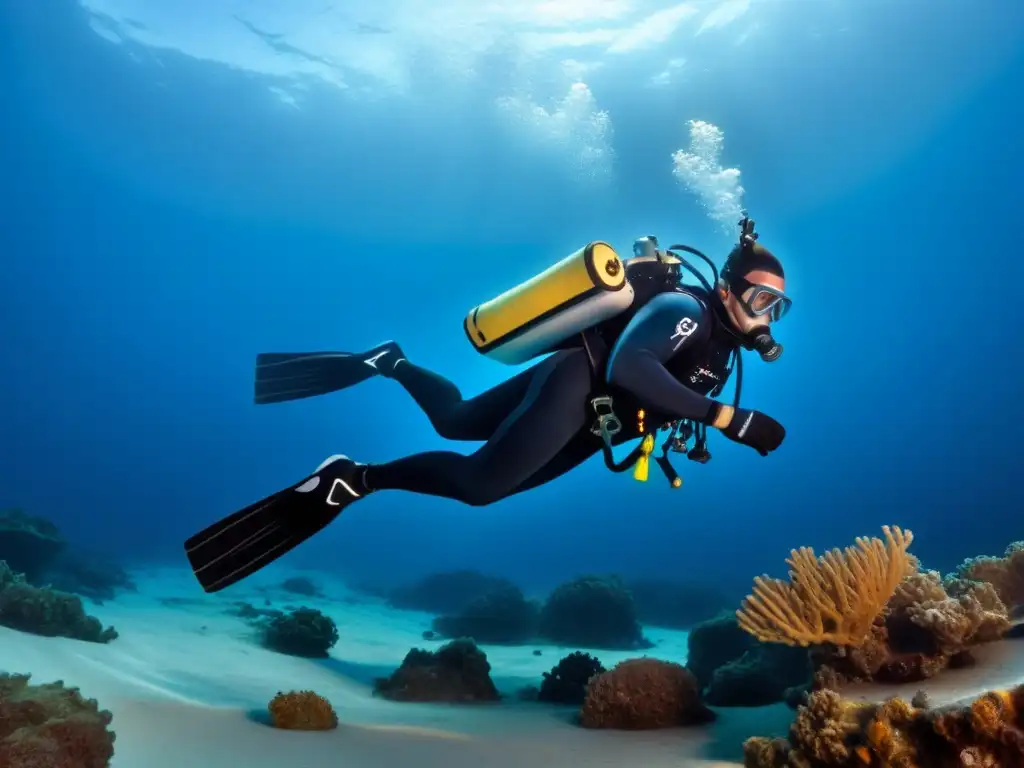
[3,566,1023,768]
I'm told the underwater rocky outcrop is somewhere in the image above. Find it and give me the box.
[743,685,1024,767]
[687,612,811,707]
[579,657,714,730]
[0,508,135,605]
[374,638,500,703]
[387,569,517,614]
[687,611,759,689]
[0,561,118,643]
[537,651,606,705]
[0,672,116,766]
[0,508,65,583]
[707,642,812,707]
[42,550,137,604]
[278,577,323,598]
[538,575,653,650]
[627,577,732,630]
[431,584,539,645]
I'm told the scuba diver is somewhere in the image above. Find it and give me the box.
[186,217,791,593]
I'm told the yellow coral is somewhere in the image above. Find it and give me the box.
[267,690,338,730]
[737,525,915,647]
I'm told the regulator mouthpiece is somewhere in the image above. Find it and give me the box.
[752,332,783,362]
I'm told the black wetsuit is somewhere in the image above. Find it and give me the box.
[364,290,740,506]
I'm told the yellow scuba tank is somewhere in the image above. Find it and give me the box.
[463,242,634,365]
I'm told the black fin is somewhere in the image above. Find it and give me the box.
[184,459,361,593]
[254,351,377,404]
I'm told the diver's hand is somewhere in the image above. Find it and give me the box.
[714,406,785,456]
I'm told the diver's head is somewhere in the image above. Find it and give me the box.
[717,241,790,361]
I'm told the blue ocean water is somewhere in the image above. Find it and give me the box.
[2,0,1023,671]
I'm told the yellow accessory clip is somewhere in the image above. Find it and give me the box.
[633,432,656,482]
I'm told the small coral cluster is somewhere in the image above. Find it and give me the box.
[267,690,338,731]
[537,651,605,705]
[0,672,115,767]
[744,684,1024,767]
[374,638,500,703]
[579,657,714,730]
[232,603,339,658]
[261,607,338,658]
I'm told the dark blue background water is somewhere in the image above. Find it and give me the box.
[2,0,1022,600]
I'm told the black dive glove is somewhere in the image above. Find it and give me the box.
[720,407,786,456]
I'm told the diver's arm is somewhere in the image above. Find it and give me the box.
[605,292,733,426]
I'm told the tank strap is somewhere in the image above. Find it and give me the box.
[579,329,654,477]
[580,329,618,439]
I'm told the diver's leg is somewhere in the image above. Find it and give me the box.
[391,360,535,441]
[506,432,601,496]
[364,350,593,506]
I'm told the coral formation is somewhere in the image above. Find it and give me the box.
[538,575,652,650]
[812,570,1009,686]
[954,542,1024,610]
[737,526,915,647]
[710,528,1015,705]
[537,651,606,705]
[0,508,65,582]
[579,658,714,729]
[388,570,516,614]
[0,561,118,643]
[899,573,1009,648]
[432,585,539,644]
[267,690,338,730]
[0,672,115,767]
[374,638,500,703]
[260,607,338,658]
[743,684,1024,767]
[627,578,731,629]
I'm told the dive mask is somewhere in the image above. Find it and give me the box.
[730,274,792,323]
